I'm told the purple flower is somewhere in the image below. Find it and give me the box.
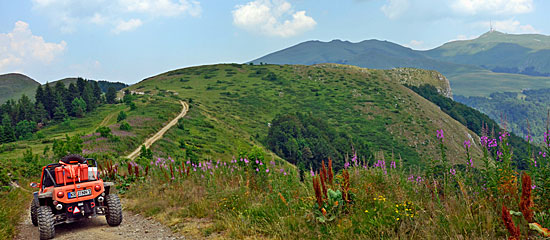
[463,140,471,149]
[256,168,259,172]
[449,168,456,176]
[532,185,537,190]
[280,168,284,173]
[266,169,269,173]
[390,161,396,169]
[436,129,444,141]
[468,159,474,168]
[310,170,315,176]
[480,136,489,147]
[488,139,497,148]
[344,161,350,169]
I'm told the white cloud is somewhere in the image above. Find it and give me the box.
[452,0,533,15]
[0,21,66,72]
[480,18,537,33]
[113,19,143,33]
[406,40,424,48]
[31,0,201,33]
[121,0,201,17]
[232,0,316,37]
[381,0,410,19]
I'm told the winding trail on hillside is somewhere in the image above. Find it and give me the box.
[126,100,188,160]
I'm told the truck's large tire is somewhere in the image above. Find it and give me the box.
[30,198,39,226]
[105,194,123,226]
[60,154,86,164]
[37,206,55,239]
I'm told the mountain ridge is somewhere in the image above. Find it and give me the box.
[250,31,550,96]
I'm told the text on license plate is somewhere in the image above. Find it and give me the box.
[68,189,92,199]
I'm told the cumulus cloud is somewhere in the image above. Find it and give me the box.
[31,0,201,33]
[381,0,410,19]
[113,19,143,33]
[451,0,533,15]
[480,18,537,33]
[405,40,424,49]
[0,21,66,72]
[121,0,201,17]
[232,0,316,37]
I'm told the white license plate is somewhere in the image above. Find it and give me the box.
[68,189,92,199]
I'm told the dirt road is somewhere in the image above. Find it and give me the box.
[15,200,184,240]
[126,101,188,160]
[15,100,191,239]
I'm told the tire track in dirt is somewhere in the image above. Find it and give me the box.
[15,199,184,240]
[126,101,188,160]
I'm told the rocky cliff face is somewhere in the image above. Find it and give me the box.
[385,68,453,99]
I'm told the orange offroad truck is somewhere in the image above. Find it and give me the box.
[30,154,122,239]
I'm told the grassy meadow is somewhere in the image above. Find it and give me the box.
[1,63,548,239]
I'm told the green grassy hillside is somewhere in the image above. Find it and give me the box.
[249,34,550,97]
[2,64,545,239]
[0,73,40,104]
[128,63,482,168]
[425,31,550,76]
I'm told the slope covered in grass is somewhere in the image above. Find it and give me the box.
[129,63,483,168]
[0,73,40,104]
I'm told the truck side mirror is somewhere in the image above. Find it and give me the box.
[30,182,38,188]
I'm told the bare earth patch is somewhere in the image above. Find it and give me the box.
[15,199,184,240]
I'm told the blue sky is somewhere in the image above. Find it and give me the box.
[1,0,549,84]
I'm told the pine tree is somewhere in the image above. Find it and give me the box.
[67,83,78,100]
[1,113,16,142]
[106,87,117,104]
[35,85,45,108]
[76,77,86,96]
[43,83,55,118]
[54,81,71,114]
[33,103,48,123]
[53,93,68,121]
[17,94,34,122]
[92,81,102,103]
[82,83,96,111]
[71,97,87,117]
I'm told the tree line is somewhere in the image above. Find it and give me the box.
[0,78,120,143]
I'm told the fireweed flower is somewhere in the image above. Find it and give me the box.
[532,185,537,190]
[390,161,396,169]
[468,159,474,168]
[310,170,315,176]
[449,168,456,176]
[480,136,489,147]
[266,169,269,173]
[488,139,497,148]
[436,129,444,141]
[463,140,471,149]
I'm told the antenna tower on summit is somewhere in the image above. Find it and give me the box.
[490,20,495,32]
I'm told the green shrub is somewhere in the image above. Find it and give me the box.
[120,121,132,131]
[117,111,127,122]
[96,126,112,137]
